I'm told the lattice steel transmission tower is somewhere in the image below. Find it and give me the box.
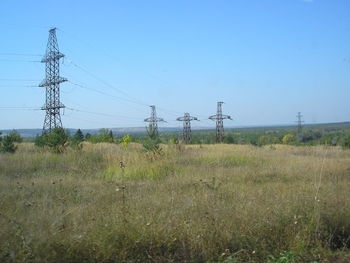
[209,102,232,143]
[296,112,304,134]
[176,113,199,144]
[39,28,67,133]
[144,105,165,137]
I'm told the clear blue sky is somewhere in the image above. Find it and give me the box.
[0,0,349,129]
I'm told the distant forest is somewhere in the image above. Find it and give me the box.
[2,122,350,148]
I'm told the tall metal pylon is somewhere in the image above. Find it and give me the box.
[39,28,67,133]
[209,102,232,143]
[176,113,199,144]
[296,112,304,134]
[144,105,165,137]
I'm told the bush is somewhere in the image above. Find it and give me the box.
[282,134,296,144]
[0,134,17,153]
[86,129,114,143]
[73,129,84,142]
[223,134,235,144]
[143,125,162,155]
[70,129,84,150]
[342,133,350,148]
[121,134,131,149]
[8,130,22,143]
[34,128,68,153]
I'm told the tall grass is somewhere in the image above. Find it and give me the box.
[0,143,349,262]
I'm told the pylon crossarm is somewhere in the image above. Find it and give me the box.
[208,115,218,120]
[41,52,64,62]
[222,115,232,120]
[39,77,67,87]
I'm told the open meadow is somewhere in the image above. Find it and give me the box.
[0,143,349,262]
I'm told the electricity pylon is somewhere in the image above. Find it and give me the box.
[296,112,304,134]
[144,105,165,137]
[39,28,67,133]
[176,113,199,144]
[209,102,232,143]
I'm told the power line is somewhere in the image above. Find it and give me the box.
[64,58,149,107]
[0,59,40,62]
[0,85,37,87]
[0,107,41,111]
[0,53,42,56]
[58,28,175,89]
[0,79,41,81]
[67,80,148,108]
[65,107,141,121]
[57,30,188,116]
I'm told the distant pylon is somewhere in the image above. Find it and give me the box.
[209,102,232,143]
[296,112,304,134]
[144,105,165,137]
[39,28,67,133]
[176,113,199,144]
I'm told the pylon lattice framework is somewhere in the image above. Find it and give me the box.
[209,102,232,143]
[176,113,199,144]
[144,105,165,137]
[39,28,67,133]
[296,112,304,134]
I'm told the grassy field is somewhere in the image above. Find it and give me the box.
[0,143,349,262]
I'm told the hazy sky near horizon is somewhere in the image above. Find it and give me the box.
[0,0,349,129]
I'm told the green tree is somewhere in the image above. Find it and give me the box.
[343,133,350,148]
[282,133,296,144]
[168,136,178,145]
[46,128,68,153]
[34,134,46,147]
[223,134,235,144]
[34,128,68,153]
[85,132,91,140]
[0,135,17,153]
[121,134,131,149]
[8,130,22,143]
[73,129,84,142]
[143,125,162,154]
[70,129,84,150]
[258,135,271,146]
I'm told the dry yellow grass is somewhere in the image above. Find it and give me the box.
[0,143,349,262]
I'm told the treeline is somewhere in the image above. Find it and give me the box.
[1,123,350,154]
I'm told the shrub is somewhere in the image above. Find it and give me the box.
[87,129,114,143]
[70,129,84,150]
[282,134,296,144]
[121,134,131,149]
[143,125,162,155]
[34,128,68,153]
[223,134,235,144]
[73,129,84,142]
[342,133,350,148]
[8,130,22,143]
[0,134,17,153]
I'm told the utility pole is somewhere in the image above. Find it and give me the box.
[144,105,165,137]
[209,102,232,143]
[176,113,199,144]
[39,28,67,133]
[296,112,304,134]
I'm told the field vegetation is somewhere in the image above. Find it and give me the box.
[1,139,349,262]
